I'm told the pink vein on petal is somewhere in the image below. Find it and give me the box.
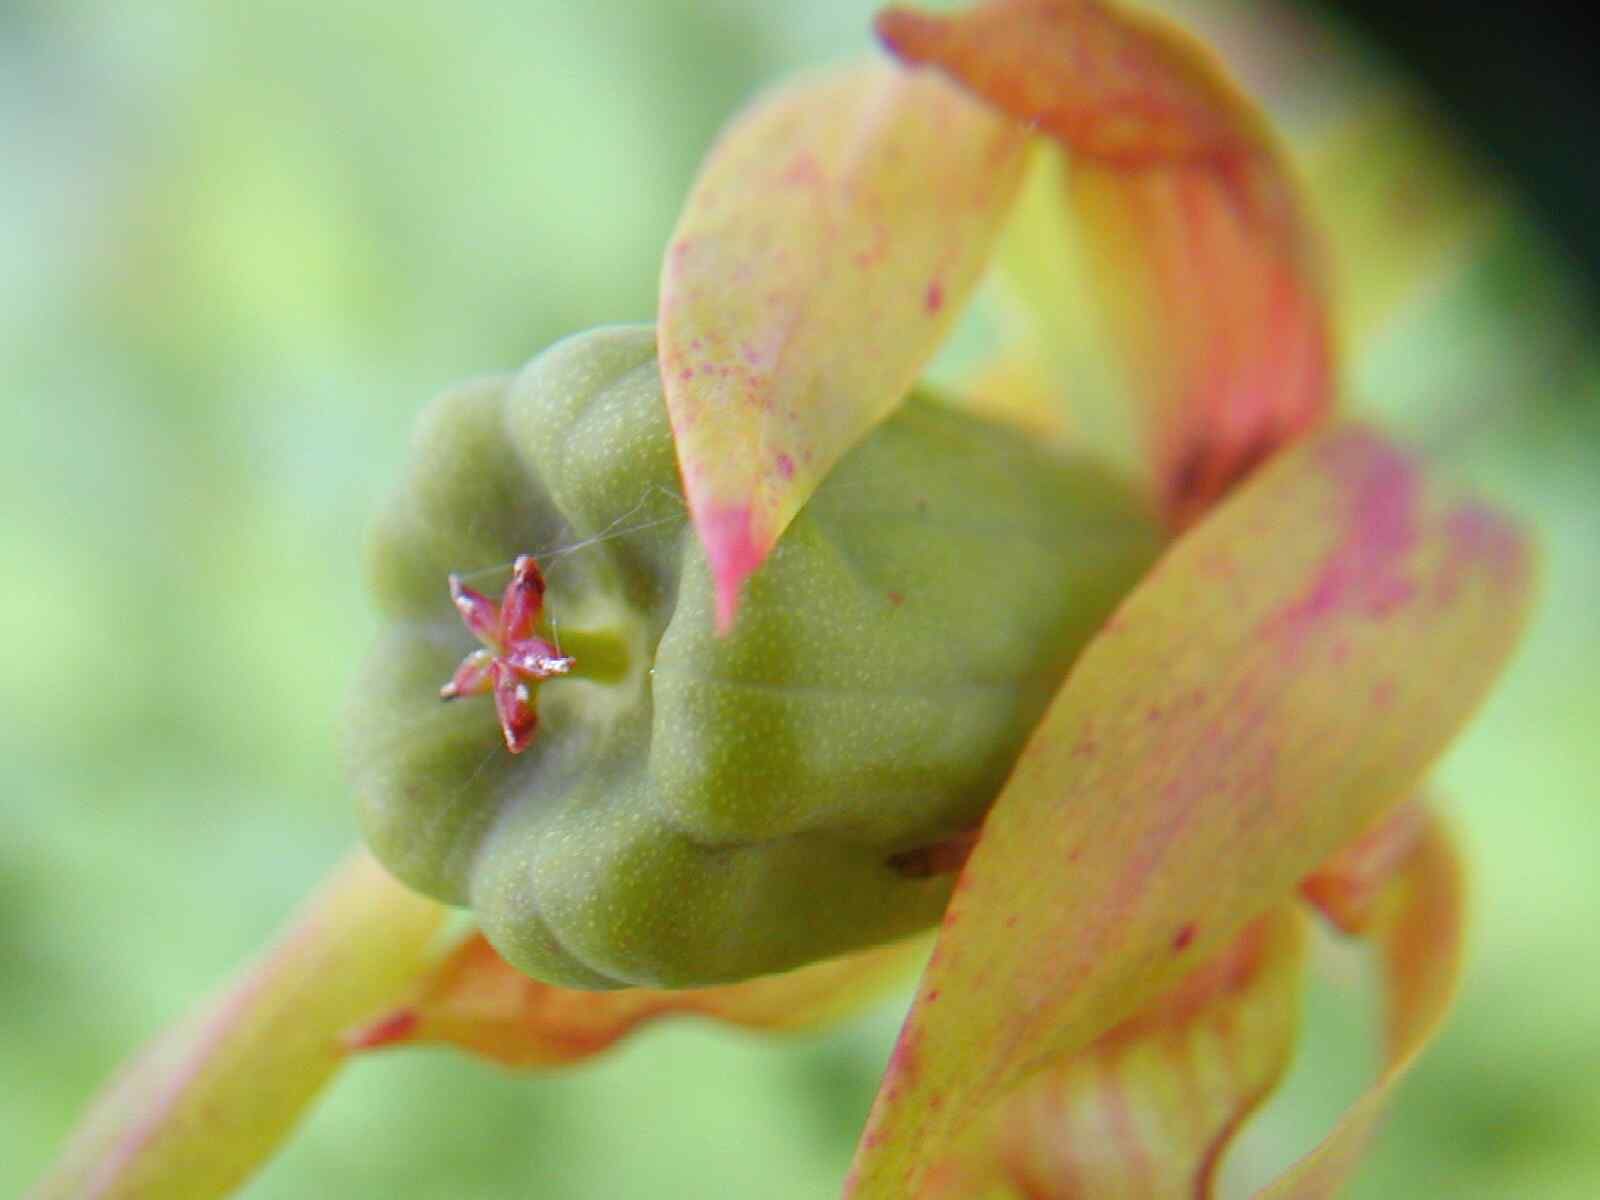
[1270,429,1421,650]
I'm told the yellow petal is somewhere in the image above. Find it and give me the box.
[845,424,1532,1198]
[922,906,1307,1199]
[659,59,1029,630]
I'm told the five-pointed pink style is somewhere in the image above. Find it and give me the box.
[440,555,574,753]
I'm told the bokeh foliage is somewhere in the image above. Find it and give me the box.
[3,2,1597,1196]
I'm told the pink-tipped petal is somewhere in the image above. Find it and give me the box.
[659,62,1027,637]
[448,576,503,647]
[498,555,548,644]
[698,503,764,635]
[439,649,496,700]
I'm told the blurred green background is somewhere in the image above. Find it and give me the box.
[4,2,1597,1197]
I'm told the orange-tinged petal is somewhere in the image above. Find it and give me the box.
[1129,3,1494,353]
[29,852,446,1200]
[659,59,1029,631]
[1256,814,1465,1198]
[921,905,1306,1199]
[346,931,928,1069]
[845,424,1532,1198]
[878,0,1333,529]
[878,0,1268,166]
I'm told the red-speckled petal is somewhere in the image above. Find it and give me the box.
[659,59,1029,631]
[845,425,1531,1198]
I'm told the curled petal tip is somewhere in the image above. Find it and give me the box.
[890,829,981,878]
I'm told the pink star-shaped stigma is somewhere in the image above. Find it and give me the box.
[440,554,574,753]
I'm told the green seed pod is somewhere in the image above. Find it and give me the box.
[348,325,1160,989]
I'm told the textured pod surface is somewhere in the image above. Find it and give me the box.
[348,325,1159,988]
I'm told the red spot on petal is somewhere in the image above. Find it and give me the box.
[924,280,944,313]
[888,1026,923,1083]
[781,149,825,188]
[1173,922,1198,952]
[775,452,795,481]
[345,1008,419,1051]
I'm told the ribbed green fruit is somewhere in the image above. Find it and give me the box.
[347,325,1159,988]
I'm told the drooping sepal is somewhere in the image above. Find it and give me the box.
[345,931,930,1067]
